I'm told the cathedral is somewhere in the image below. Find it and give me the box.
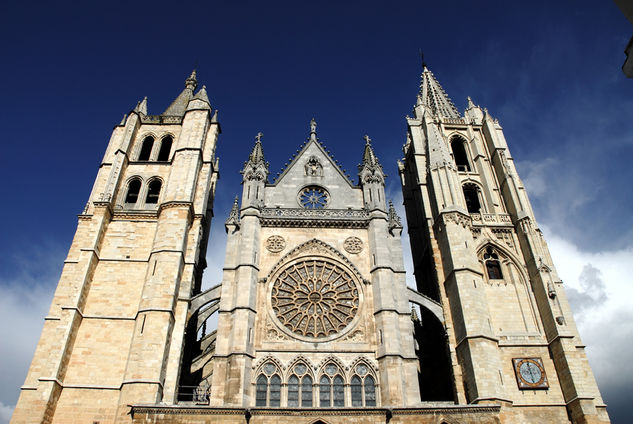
[11,68,610,424]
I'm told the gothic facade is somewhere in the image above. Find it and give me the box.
[11,68,609,424]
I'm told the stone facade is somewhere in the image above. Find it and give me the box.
[12,67,610,424]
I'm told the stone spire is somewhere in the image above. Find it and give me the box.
[133,96,148,115]
[224,196,240,231]
[241,132,269,182]
[388,200,403,234]
[418,65,460,119]
[358,135,385,184]
[163,70,198,116]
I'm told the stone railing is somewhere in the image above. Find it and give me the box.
[140,114,183,124]
[470,212,512,226]
[260,208,370,228]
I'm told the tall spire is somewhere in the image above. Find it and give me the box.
[418,65,460,119]
[162,70,198,116]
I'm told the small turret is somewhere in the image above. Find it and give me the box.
[358,135,386,211]
[241,132,269,208]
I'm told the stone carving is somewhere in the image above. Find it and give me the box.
[265,319,290,341]
[271,258,359,338]
[260,207,369,228]
[387,201,402,234]
[342,329,364,342]
[266,235,286,253]
[304,156,323,177]
[343,237,363,254]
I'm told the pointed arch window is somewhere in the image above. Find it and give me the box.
[319,364,344,407]
[288,363,313,407]
[484,247,503,280]
[145,180,162,204]
[463,184,482,213]
[157,136,172,161]
[351,364,377,406]
[125,179,142,204]
[138,136,154,161]
[451,137,471,172]
[255,362,281,407]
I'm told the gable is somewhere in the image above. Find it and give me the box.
[265,140,363,209]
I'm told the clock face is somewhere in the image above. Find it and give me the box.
[513,358,548,389]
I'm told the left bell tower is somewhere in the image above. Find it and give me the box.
[11,71,221,424]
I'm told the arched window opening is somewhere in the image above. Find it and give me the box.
[269,375,281,407]
[157,136,172,161]
[145,180,162,204]
[333,375,344,407]
[484,247,503,279]
[255,374,268,406]
[138,136,154,161]
[351,376,362,406]
[125,179,141,204]
[301,375,313,407]
[288,375,299,407]
[364,375,376,406]
[463,184,481,213]
[451,137,471,172]
[319,375,331,407]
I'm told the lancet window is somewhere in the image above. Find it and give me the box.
[287,363,313,407]
[451,136,471,172]
[484,246,503,280]
[145,179,162,204]
[157,136,173,161]
[350,363,376,406]
[319,363,344,407]
[125,179,142,204]
[138,136,154,161]
[463,183,482,213]
[255,362,282,407]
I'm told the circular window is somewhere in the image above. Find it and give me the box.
[271,258,360,339]
[298,186,329,209]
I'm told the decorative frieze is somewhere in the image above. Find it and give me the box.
[260,208,369,228]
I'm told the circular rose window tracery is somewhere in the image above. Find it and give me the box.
[271,258,360,339]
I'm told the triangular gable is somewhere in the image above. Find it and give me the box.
[269,139,356,189]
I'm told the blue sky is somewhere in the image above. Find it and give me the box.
[0,1,631,422]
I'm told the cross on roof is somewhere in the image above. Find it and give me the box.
[255,132,263,142]
[363,135,372,145]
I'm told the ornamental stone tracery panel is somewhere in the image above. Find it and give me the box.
[270,257,361,341]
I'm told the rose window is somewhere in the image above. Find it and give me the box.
[271,259,359,338]
[299,186,329,209]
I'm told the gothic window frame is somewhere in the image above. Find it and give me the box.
[318,362,346,407]
[268,255,363,343]
[482,246,504,281]
[124,177,143,206]
[286,360,314,407]
[156,135,174,162]
[145,178,163,205]
[450,135,473,172]
[349,359,379,407]
[137,135,155,161]
[462,182,484,214]
[254,360,282,407]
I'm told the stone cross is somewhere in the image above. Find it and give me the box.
[363,135,372,145]
[255,132,263,142]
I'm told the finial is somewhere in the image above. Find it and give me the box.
[185,69,197,90]
[419,49,427,70]
[363,134,372,145]
[309,118,317,141]
[255,132,263,143]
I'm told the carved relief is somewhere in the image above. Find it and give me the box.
[304,156,323,177]
[266,235,286,253]
[265,318,290,341]
[343,237,363,254]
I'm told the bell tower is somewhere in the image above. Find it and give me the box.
[399,65,610,423]
[12,71,221,423]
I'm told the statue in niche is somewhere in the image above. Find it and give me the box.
[305,156,323,177]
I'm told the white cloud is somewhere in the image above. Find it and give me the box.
[543,225,633,414]
[0,401,14,424]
